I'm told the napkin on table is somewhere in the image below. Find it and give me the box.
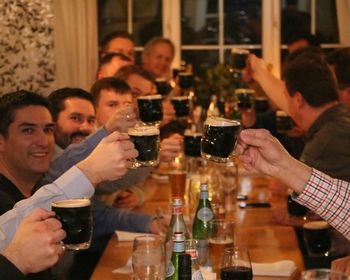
[115,230,143,241]
[252,260,296,277]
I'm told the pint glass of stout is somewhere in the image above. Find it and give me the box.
[171,96,190,118]
[155,78,171,96]
[137,94,163,125]
[201,116,241,163]
[51,198,92,250]
[179,72,194,90]
[231,48,250,70]
[235,88,255,111]
[303,221,331,257]
[184,129,202,158]
[128,126,160,168]
[254,97,269,113]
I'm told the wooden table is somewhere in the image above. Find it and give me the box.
[91,169,304,280]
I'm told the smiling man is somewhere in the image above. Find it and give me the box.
[48,88,96,158]
[0,91,55,213]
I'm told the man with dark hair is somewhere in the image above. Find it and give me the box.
[100,31,135,63]
[327,47,350,112]
[0,90,55,214]
[142,37,175,79]
[48,88,96,153]
[96,52,132,80]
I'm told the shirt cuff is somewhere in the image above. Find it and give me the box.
[56,166,95,199]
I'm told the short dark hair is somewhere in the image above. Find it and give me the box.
[48,88,94,121]
[115,65,155,83]
[286,33,321,48]
[91,77,131,106]
[100,31,134,54]
[326,47,350,90]
[0,90,50,137]
[283,47,339,107]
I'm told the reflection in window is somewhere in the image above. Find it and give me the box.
[98,0,162,47]
[224,0,262,44]
[181,0,219,45]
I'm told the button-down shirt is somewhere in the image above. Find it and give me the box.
[296,168,350,240]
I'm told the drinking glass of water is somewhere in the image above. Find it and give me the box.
[220,246,253,280]
[132,235,164,280]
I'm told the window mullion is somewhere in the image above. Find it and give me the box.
[218,0,224,63]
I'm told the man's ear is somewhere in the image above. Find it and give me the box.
[294,91,306,109]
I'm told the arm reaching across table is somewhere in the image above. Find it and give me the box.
[236,129,350,240]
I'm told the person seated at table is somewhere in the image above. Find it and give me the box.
[99,30,135,63]
[96,52,132,80]
[115,64,177,133]
[236,128,350,273]
[91,77,182,208]
[142,37,175,80]
[0,127,137,250]
[326,47,350,112]
[1,208,65,279]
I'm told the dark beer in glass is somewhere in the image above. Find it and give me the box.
[137,94,163,125]
[184,130,202,158]
[255,97,269,113]
[231,48,250,70]
[155,78,171,96]
[51,198,92,250]
[235,89,255,111]
[171,96,190,118]
[179,73,194,90]
[303,221,331,256]
[201,116,241,163]
[128,126,160,168]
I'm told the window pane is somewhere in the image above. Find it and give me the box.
[98,0,128,44]
[132,0,162,45]
[316,0,339,43]
[182,50,219,78]
[181,0,219,45]
[224,0,262,44]
[281,0,311,44]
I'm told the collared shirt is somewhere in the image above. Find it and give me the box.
[300,104,350,182]
[296,168,350,240]
[0,166,94,251]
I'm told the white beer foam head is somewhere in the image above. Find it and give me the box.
[155,78,167,83]
[276,110,289,117]
[137,94,162,100]
[235,88,255,95]
[303,221,329,230]
[205,116,240,127]
[171,96,189,101]
[52,198,90,208]
[184,129,203,137]
[231,48,250,54]
[128,125,160,136]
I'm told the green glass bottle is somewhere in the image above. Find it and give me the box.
[192,182,214,265]
[166,232,185,280]
[192,182,214,239]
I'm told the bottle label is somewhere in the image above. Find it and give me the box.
[192,270,204,280]
[173,242,185,253]
[197,207,213,222]
[185,249,198,260]
[166,262,175,277]
[172,205,182,215]
[200,191,209,200]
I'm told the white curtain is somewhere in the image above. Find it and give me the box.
[336,0,350,45]
[53,0,98,91]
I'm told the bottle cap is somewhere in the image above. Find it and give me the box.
[172,197,183,207]
[200,183,209,191]
[178,254,192,276]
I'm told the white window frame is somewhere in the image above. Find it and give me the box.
[122,0,349,77]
